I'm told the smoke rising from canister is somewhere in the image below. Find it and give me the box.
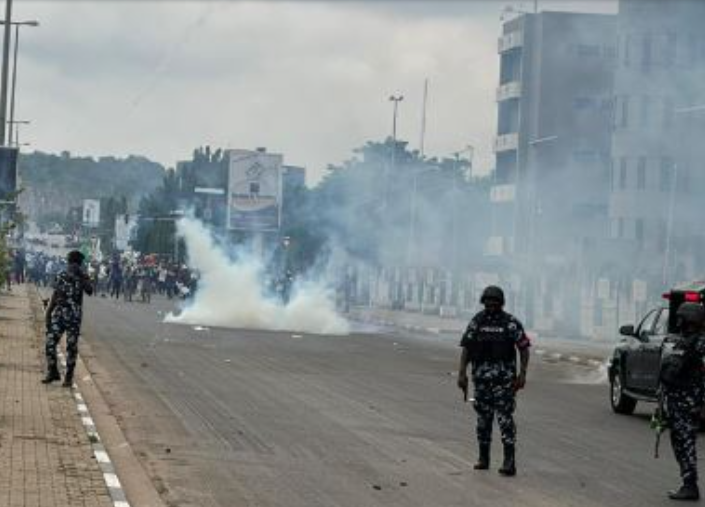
[164,218,350,335]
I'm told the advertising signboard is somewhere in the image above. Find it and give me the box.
[226,149,282,231]
[82,199,101,227]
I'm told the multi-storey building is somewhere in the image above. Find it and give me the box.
[609,0,705,284]
[489,11,616,263]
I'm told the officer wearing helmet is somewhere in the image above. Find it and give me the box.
[42,250,93,387]
[457,285,531,476]
[659,302,705,500]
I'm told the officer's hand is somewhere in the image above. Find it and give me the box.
[457,373,469,392]
[514,373,527,391]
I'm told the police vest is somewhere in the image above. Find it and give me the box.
[659,333,705,388]
[468,314,517,364]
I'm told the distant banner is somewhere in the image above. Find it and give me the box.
[82,199,101,227]
[0,147,18,200]
[226,149,282,231]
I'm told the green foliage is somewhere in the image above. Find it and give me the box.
[19,151,165,228]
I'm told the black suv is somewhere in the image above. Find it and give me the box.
[608,282,705,415]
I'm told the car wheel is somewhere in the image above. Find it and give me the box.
[610,371,637,415]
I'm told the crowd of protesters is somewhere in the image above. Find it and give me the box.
[8,249,198,304]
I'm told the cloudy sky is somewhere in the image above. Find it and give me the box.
[14,0,616,184]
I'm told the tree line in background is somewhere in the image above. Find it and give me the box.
[19,151,165,231]
[134,138,493,273]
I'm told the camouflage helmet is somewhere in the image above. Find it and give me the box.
[480,285,505,306]
[677,302,705,325]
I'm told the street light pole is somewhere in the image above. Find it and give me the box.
[0,0,13,146]
[384,94,404,210]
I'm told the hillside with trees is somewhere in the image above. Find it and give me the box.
[18,151,165,229]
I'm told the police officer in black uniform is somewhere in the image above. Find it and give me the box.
[42,250,93,387]
[659,302,705,501]
[458,285,531,476]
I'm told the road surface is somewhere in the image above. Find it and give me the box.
[80,296,685,507]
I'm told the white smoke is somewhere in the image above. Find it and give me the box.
[164,218,350,335]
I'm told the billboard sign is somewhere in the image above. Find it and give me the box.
[226,149,282,231]
[0,147,18,201]
[82,199,101,227]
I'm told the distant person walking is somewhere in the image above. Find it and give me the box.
[42,251,94,387]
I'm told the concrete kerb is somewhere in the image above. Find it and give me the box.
[350,314,609,368]
[32,286,166,507]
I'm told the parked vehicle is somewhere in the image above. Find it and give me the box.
[608,282,705,415]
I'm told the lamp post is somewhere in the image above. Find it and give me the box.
[3,20,39,145]
[0,0,13,146]
[384,94,404,211]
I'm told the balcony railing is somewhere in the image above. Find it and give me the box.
[490,184,516,203]
[494,133,519,153]
[498,31,523,53]
[496,81,522,101]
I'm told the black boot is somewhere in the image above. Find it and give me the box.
[498,444,516,476]
[62,370,74,388]
[474,443,490,470]
[668,482,700,501]
[41,367,61,384]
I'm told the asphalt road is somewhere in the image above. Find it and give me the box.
[80,295,690,507]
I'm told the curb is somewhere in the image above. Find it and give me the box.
[353,315,608,368]
[52,321,132,507]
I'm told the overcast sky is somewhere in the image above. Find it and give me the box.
[14,0,616,184]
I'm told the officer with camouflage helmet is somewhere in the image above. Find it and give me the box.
[458,285,531,476]
[42,250,94,387]
[659,302,705,501]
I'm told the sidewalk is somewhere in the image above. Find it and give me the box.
[0,285,112,507]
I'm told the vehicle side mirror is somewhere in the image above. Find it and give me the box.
[619,324,635,337]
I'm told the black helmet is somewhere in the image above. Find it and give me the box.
[480,285,505,306]
[67,250,85,265]
[677,302,705,325]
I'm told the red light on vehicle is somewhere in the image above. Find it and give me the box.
[662,292,671,300]
[685,292,701,302]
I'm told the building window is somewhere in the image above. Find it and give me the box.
[663,97,674,128]
[621,95,629,128]
[618,218,625,239]
[574,97,596,110]
[623,34,631,67]
[577,44,600,57]
[574,150,597,163]
[664,32,677,67]
[660,157,674,191]
[637,157,647,189]
[635,219,644,242]
[640,96,650,126]
[642,34,653,69]
[620,158,628,189]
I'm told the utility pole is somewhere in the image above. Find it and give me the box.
[0,0,13,146]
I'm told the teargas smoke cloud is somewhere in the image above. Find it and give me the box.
[164,218,350,335]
